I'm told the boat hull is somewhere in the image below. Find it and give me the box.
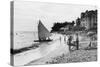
[34,39,52,42]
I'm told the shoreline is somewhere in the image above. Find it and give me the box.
[25,32,97,65]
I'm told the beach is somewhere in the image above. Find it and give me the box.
[13,32,69,66]
[13,31,97,66]
[45,49,97,64]
[26,33,97,65]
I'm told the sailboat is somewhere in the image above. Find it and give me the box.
[34,20,52,42]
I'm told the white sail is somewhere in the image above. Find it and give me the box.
[38,20,51,40]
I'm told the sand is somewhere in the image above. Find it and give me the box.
[46,49,97,64]
[26,33,97,65]
[14,34,69,66]
[14,33,97,66]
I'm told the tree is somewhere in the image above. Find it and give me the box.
[76,18,81,26]
[51,21,76,32]
[72,21,75,26]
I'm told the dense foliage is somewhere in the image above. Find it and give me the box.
[51,21,75,32]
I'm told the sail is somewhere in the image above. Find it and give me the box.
[38,20,51,40]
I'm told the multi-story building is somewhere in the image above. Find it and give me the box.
[81,10,97,30]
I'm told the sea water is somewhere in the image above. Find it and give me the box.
[14,31,38,49]
[13,31,63,50]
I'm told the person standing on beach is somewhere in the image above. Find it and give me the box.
[76,33,79,50]
[64,34,67,44]
[67,35,73,51]
[60,36,61,44]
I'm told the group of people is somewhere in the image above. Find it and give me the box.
[65,33,79,51]
[59,33,79,51]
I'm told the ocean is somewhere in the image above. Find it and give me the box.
[14,31,38,49]
[13,31,61,50]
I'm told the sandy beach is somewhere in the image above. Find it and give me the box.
[14,34,69,66]
[26,34,97,65]
[45,49,97,64]
[13,32,97,66]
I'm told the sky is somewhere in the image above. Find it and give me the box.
[14,1,97,32]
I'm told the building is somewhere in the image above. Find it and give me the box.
[81,10,97,30]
